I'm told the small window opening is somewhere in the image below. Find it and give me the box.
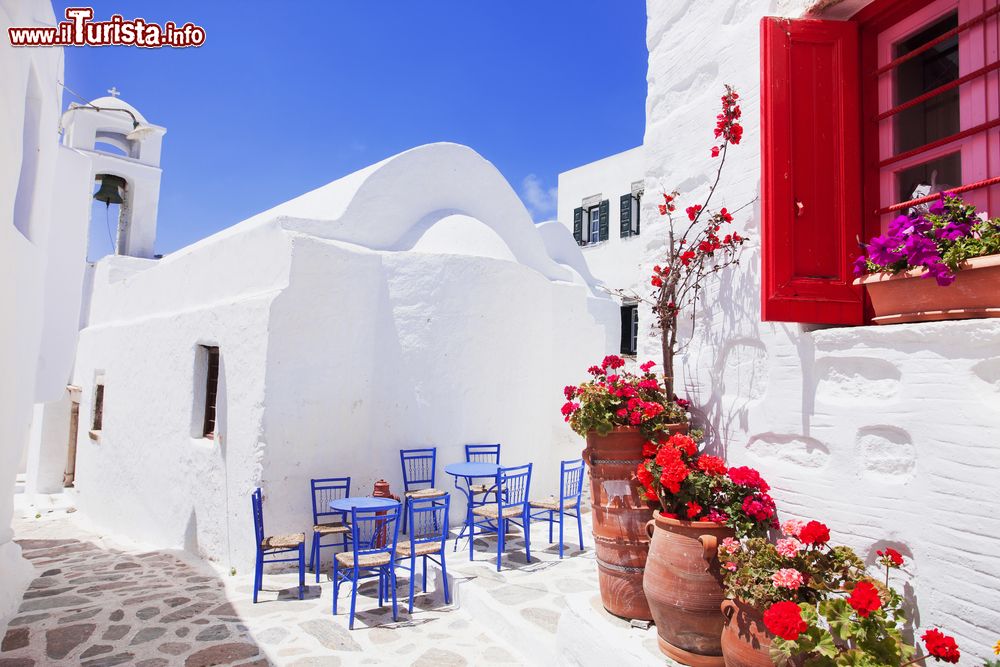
[620,304,638,355]
[89,378,105,440]
[201,346,220,439]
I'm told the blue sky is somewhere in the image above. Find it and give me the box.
[56,1,647,255]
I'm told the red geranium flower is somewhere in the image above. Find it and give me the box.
[727,466,770,492]
[763,601,808,641]
[798,520,831,546]
[696,454,727,476]
[667,433,698,457]
[922,629,960,663]
[847,581,882,618]
[636,463,653,487]
[641,441,658,458]
[877,548,904,567]
[685,501,702,519]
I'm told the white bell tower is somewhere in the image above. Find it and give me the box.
[60,92,166,258]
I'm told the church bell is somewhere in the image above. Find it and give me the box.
[93,174,126,206]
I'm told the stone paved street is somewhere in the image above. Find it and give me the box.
[1,499,664,666]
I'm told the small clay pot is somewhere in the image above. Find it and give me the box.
[721,599,776,667]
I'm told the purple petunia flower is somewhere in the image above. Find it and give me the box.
[928,194,946,215]
[867,235,905,266]
[936,221,971,241]
[888,214,912,237]
[852,254,868,277]
[903,235,940,267]
[924,261,956,286]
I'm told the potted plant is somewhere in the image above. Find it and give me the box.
[637,433,776,665]
[764,544,962,667]
[854,193,1000,324]
[718,519,866,667]
[562,355,688,620]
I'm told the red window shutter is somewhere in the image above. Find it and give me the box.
[760,17,863,325]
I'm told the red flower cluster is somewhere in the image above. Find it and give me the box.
[876,547,904,567]
[655,444,690,494]
[685,501,702,519]
[922,629,960,663]
[741,494,776,522]
[727,466,770,492]
[650,264,669,287]
[602,355,625,370]
[798,520,831,546]
[686,204,702,222]
[679,250,696,266]
[657,193,676,216]
[712,85,743,156]
[846,581,882,618]
[696,454,727,476]
[763,601,808,641]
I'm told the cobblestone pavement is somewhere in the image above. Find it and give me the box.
[2,503,662,666]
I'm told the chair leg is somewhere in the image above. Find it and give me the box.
[497,517,504,572]
[577,510,584,551]
[298,544,305,599]
[349,576,358,630]
[402,497,408,535]
[558,511,565,559]
[389,564,398,622]
[311,533,320,583]
[332,559,340,615]
[378,570,384,607]
[440,550,451,604]
[468,514,475,561]
[524,511,532,564]
[253,551,262,604]
[422,555,427,593]
[548,510,553,543]
[408,555,416,614]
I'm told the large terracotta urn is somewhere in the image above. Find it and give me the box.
[721,599,775,667]
[643,511,734,666]
[582,424,686,620]
[855,254,1000,324]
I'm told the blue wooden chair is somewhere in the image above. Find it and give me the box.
[332,504,401,629]
[399,448,447,534]
[529,458,585,558]
[469,463,532,571]
[464,443,501,503]
[251,488,305,603]
[308,477,352,583]
[396,495,451,613]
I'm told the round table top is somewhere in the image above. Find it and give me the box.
[444,462,499,478]
[329,496,400,512]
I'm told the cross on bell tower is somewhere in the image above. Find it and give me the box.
[107,86,120,98]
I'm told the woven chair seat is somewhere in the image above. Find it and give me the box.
[313,522,349,535]
[396,541,444,558]
[472,505,523,520]
[261,533,305,550]
[335,550,393,568]
[529,497,579,511]
[469,483,495,495]
[404,488,448,499]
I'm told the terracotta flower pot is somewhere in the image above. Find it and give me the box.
[721,599,775,667]
[582,424,686,621]
[643,511,734,666]
[855,254,1000,325]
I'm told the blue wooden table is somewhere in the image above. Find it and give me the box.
[444,462,499,550]
[329,496,400,512]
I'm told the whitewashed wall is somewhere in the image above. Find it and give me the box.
[0,0,63,622]
[644,1,1000,661]
[71,143,617,572]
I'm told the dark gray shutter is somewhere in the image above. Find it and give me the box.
[620,306,631,354]
[620,194,632,238]
[634,194,641,236]
[599,199,609,241]
[573,207,583,244]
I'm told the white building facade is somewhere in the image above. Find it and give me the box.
[558,146,651,359]
[642,0,1000,660]
[66,142,618,572]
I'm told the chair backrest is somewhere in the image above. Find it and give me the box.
[349,504,401,566]
[407,495,450,552]
[496,464,532,509]
[251,488,265,547]
[400,447,436,492]
[465,443,500,464]
[311,477,351,524]
[560,458,586,503]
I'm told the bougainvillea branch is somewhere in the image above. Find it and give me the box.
[612,84,755,400]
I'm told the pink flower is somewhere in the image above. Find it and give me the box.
[776,538,803,558]
[771,568,804,590]
[724,562,737,571]
[781,519,806,538]
[719,537,740,555]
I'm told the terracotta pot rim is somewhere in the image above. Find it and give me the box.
[652,509,730,530]
[853,252,1000,285]
[587,421,688,436]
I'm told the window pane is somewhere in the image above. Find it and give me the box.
[895,150,961,204]
[892,12,959,154]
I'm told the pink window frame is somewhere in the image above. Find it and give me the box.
[875,0,1000,227]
